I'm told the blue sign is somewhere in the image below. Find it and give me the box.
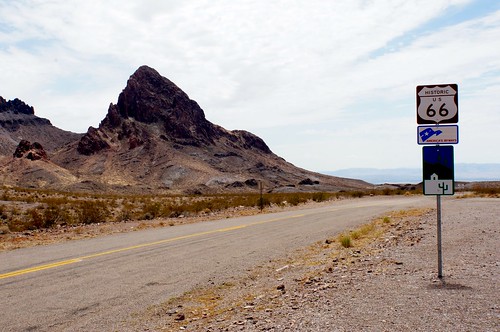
[422,146,454,195]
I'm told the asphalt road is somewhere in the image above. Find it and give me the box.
[0,196,433,331]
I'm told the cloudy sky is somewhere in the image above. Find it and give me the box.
[1,0,499,173]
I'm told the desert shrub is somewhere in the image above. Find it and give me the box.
[41,196,69,205]
[382,188,392,195]
[117,203,136,222]
[0,205,7,219]
[359,223,376,235]
[7,217,27,232]
[165,203,186,218]
[7,207,55,231]
[472,186,500,196]
[349,191,365,198]
[9,206,21,217]
[42,203,65,227]
[0,223,9,234]
[350,230,361,240]
[77,201,109,224]
[142,200,163,219]
[338,234,352,248]
[288,194,308,206]
[24,195,35,203]
[58,208,76,225]
[27,208,45,229]
[312,192,327,202]
[1,192,11,201]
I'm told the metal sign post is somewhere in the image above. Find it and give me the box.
[417,83,459,279]
[258,181,264,212]
[436,195,443,278]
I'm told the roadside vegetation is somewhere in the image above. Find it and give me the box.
[1,182,497,234]
[457,185,500,198]
[0,186,421,233]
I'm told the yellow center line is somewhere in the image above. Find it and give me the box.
[0,214,305,280]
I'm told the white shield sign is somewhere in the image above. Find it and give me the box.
[416,84,458,124]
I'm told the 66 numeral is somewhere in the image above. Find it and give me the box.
[426,103,449,117]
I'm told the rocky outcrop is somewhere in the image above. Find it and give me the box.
[77,66,272,155]
[0,97,51,130]
[76,127,111,156]
[0,96,83,156]
[231,130,271,154]
[13,140,48,161]
[0,97,35,115]
[78,66,219,154]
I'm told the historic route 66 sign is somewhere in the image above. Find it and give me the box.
[416,84,458,124]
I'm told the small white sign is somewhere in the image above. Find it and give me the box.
[418,125,459,145]
[424,174,454,195]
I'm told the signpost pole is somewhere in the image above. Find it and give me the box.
[436,195,443,279]
[259,181,264,212]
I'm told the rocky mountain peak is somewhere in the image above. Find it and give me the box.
[105,65,210,131]
[115,65,192,123]
[78,65,271,155]
[0,96,35,115]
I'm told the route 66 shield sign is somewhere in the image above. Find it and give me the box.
[416,84,458,124]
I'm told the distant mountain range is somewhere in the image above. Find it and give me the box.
[325,164,500,184]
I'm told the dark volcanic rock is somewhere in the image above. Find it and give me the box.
[245,179,259,187]
[109,65,221,146]
[232,130,271,154]
[78,65,272,155]
[77,127,111,156]
[0,97,35,115]
[0,96,82,156]
[0,96,51,130]
[13,140,48,161]
[299,178,320,185]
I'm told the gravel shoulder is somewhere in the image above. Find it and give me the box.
[133,197,499,331]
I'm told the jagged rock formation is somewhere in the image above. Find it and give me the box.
[0,97,36,116]
[0,96,83,155]
[13,140,48,161]
[1,66,371,193]
[76,66,271,156]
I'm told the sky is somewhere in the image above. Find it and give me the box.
[1,0,499,173]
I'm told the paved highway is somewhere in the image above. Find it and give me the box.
[0,196,433,331]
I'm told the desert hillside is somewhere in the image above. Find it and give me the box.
[0,66,370,194]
